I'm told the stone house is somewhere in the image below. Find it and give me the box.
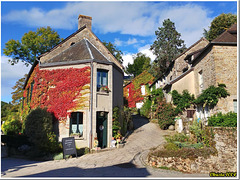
[22,15,124,149]
[150,24,237,125]
[149,37,209,101]
[123,70,154,109]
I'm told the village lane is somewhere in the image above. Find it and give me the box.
[2,115,209,178]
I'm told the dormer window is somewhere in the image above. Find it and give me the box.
[70,42,75,46]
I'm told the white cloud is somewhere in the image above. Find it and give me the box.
[3,2,214,46]
[122,53,134,68]
[122,44,156,71]
[127,38,138,45]
[138,44,156,62]
[1,56,31,102]
[114,38,123,46]
[114,37,140,47]
[157,4,213,46]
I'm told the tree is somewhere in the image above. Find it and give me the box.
[11,74,28,106]
[203,13,237,41]
[150,19,186,76]
[1,101,13,122]
[3,26,63,66]
[102,41,123,64]
[126,52,151,77]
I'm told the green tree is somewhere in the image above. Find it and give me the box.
[3,26,63,66]
[1,101,13,122]
[203,13,237,41]
[103,41,123,64]
[11,74,27,106]
[126,52,151,77]
[150,19,186,76]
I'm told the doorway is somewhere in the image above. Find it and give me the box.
[96,111,108,148]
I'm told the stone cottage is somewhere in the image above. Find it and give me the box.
[149,37,209,101]
[123,70,154,109]
[22,15,124,149]
[150,24,237,125]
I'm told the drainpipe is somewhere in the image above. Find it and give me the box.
[89,61,93,149]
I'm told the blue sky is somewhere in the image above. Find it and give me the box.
[1,1,237,103]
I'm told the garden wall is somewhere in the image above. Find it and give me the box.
[148,127,237,173]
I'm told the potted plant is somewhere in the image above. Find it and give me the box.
[100,86,111,93]
[70,133,81,138]
[114,133,122,144]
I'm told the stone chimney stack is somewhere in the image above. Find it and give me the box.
[78,15,92,30]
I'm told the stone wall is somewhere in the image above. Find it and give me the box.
[166,38,209,82]
[213,45,237,114]
[148,127,237,174]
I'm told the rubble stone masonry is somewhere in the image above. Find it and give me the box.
[148,127,237,174]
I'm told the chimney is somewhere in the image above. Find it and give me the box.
[78,15,92,30]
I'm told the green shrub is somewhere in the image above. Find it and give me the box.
[112,106,121,138]
[155,98,176,129]
[165,133,190,143]
[189,120,215,147]
[1,114,22,135]
[208,112,237,127]
[25,107,60,153]
[171,90,195,115]
[164,142,180,151]
[140,99,151,118]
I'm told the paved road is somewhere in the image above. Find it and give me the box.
[1,115,209,178]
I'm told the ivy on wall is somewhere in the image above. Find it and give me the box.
[171,83,229,113]
[171,90,195,114]
[193,84,229,108]
[123,70,154,108]
[21,65,91,123]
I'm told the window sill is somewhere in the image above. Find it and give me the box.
[70,136,84,140]
[97,91,109,95]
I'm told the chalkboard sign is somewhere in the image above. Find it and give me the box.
[62,137,77,159]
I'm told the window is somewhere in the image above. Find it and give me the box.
[187,110,195,118]
[30,81,34,102]
[27,88,30,103]
[198,70,203,93]
[233,100,237,113]
[70,112,83,137]
[97,69,108,91]
[141,85,145,95]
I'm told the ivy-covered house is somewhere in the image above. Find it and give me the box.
[123,70,154,109]
[150,24,237,124]
[21,15,124,149]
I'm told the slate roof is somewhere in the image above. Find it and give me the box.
[40,39,110,67]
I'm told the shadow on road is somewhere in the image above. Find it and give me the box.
[19,162,151,177]
[132,115,149,130]
[1,158,39,176]
[122,115,150,142]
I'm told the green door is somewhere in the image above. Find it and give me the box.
[96,112,108,148]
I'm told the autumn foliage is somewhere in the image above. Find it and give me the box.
[22,65,91,122]
[123,70,154,108]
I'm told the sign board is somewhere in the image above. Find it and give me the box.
[62,137,77,159]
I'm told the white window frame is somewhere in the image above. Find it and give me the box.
[141,85,146,95]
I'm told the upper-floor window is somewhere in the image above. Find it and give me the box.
[97,69,108,91]
[141,85,145,95]
[198,70,203,93]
